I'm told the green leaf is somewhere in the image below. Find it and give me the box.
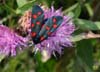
[73,39,93,72]
[16,0,35,14]
[73,4,81,18]
[85,3,93,17]
[16,0,27,7]
[67,12,75,18]
[74,19,100,30]
[64,3,81,18]
[71,34,85,42]
[2,51,28,72]
[4,4,16,14]
[36,0,51,7]
[63,3,78,13]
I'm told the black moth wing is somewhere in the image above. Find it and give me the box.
[38,16,63,41]
[31,5,44,44]
[31,5,63,44]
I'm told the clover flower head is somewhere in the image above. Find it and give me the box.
[0,25,28,56]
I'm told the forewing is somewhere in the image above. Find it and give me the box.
[38,16,63,41]
[31,5,44,38]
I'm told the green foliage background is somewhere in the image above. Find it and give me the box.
[0,0,100,72]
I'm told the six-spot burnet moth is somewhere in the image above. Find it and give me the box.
[31,5,63,44]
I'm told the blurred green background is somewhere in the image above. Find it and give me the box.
[0,0,100,72]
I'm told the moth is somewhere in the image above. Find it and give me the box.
[31,5,63,44]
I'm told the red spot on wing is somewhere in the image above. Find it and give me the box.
[53,18,57,23]
[36,21,40,25]
[37,11,42,15]
[31,32,36,37]
[31,23,34,27]
[53,24,58,28]
[40,36,45,41]
[46,26,50,30]
[48,32,52,35]
[33,14,37,19]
